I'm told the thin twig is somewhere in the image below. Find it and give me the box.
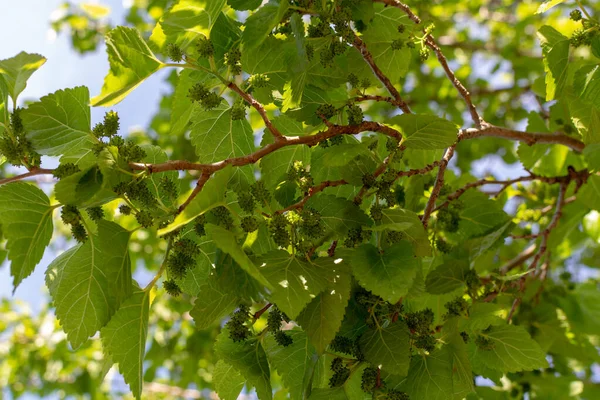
[374,0,482,127]
[177,171,212,214]
[422,145,456,228]
[352,36,412,114]
[277,180,347,214]
[227,82,284,140]
[499,244,537,275]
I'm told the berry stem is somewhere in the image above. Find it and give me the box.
[144,238,173,292]
[253,303,272,321]
[576,0,594,20]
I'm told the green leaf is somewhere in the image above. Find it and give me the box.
[377,208,432,256]
[297,270,351,354]
[206,223,273,290]
[264,330,317,400]
[584,143,600,171]
[361,4,412,83]
[458,303,505,333]
[470,324,549,373]
[242,1,289,50]
[536,0,565,14]
[402,336,475,400]
[389,114,458,149]
[159,0,226,50]
[92,27,164,106]
[22,86,96,160]
[260,117,310,188]
[100,288,150,400]
[228,0,262,10]
[158,165,232,235]
[215,330,272,400]
[558,283,600,335]
[46,220,132,349]
[425,259,470,294]
[213,360,245,400]
[306,194,372,236]
[360,322,411,376]
[189,281,237,328]
[141,145,179,207]
[189,104,254,185]
[175,231,216,295]
[346,242,420,304]
[573,65,600,110]
[0,52,46,103]
[0,182,54,290]
[258,251,333,319]
[54,165,114,207]
[537,26,569,101]
[458,191,510,238]
[0,75,9,131]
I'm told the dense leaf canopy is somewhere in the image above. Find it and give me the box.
[1,0,600,399]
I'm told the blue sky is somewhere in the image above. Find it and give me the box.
[0,0,170,306]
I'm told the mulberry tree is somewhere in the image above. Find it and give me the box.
[1,0,600,399]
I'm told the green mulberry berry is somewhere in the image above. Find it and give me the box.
[347,73,360,88]
[119,204,132,215]
[391,39,404,50]
[166,43,184,62]
[316,103,336,119]
[53,163,80,179]
[444,297,468,317]
[163,279,182,296]
[159,176,178,200]
[201,92,223,110]
[189,83,210,102]
[197,37,214,58]
[211,206,234,230]
[248,74,270,88]
[237,191,256,214]
[361,367,378,393]
[224,47,242,75]
[274,330,293,347]
[305,43,314,61]
[460,331,470,343]
[405,308,434,335]
[135,210,154,228]
[570,9,583,21]
[347,103,363,125]
[329,135,343,145]
[86,206,104,222]
[173,238,200,258]
[370,204,383,222]
[241,216,259,232]
[231,102,246,120]
[329,358,350,387]
[385,390,410,400]
[103,111,120,137]
[419,47,430,62]
[71,222,88,243]
[251,181,271,203]
[61,205,81,225]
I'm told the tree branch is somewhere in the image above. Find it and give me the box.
[0,168,54,185]
[461,123,585,152]
[177,171,212,214]
[374,0,482,127]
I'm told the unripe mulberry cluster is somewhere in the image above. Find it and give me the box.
[166,237,200,281]
[267,306,292,347]
[226,305,252,342]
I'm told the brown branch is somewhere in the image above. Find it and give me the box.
[352,36,412,114]
[253,303,272,320]
[177,171,212,214]
[0,168,54,185]
[277,180,347,214]
[374,0,482,127]
[422,145,456,228]
[461,123,585,152]
[130,121,403,174]
[355,94,407,109]
[435,175,537,211]
[227,82,284,140]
